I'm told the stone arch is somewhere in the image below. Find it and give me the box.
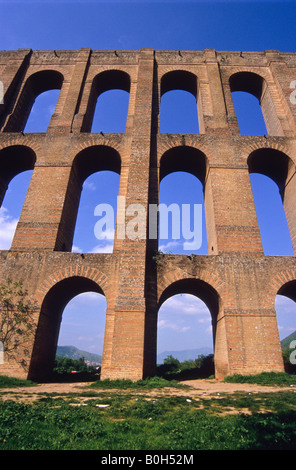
[0,144,36,209]
[230,71,266,101]
[158,277,220,317]
[29,273,108,381]
[3,69,64,132]
[0,137,41,156]
[160,69,198,97]
[247,147,294,190]
[34,264,109,304]
[157,265,234,310]
[156,274,226,376]
[58,144,121,252]
[158,146,210,253]
[247,147,296,253]
[159,70,202,133]
[242,139,292,163]
[81,69,131,132]
[229,70,284,136]
[157,137,213,168]
[159,145,208,185]
[68,136,122,162]
[264,269,296,307]
[278,279,296,303]
[72,144,121,181]
[266,274,296,363]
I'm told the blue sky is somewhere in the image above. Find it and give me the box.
[0,0,296,359]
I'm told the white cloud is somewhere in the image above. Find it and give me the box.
[275,295,296,314]
[158,240,181,252]
[0,207,18,249]
[91,242,114,253]
[72,245,83,253]
[83,180,96,191]
[158,319,190,333]
[161,294,209,316]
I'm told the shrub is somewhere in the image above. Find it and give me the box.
[157,354,214,380]
[223,372,296,386]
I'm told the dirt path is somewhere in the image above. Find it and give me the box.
[0,379,295,403]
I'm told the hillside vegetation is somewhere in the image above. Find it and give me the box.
[56,346,102,364]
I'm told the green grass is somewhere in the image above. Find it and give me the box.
[1,393,296,450]
[87,376,186,390]
[0,375,37,388]
[223,372,296,386]
[2,372,296,450]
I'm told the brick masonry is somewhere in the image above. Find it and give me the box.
[0,48,295,380]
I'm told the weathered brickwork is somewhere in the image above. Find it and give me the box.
[0,48,295,380]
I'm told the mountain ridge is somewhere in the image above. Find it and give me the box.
[281,330,296,350]
[56,345,213,365]
[56,345,102,364]
[157,347,213,364]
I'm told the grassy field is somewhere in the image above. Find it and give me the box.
[0,373,296,450]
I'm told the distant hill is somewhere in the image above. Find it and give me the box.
[157,347,213,364]
[56,345,212,367]
[56,345,102,365]
[281,331,296,351]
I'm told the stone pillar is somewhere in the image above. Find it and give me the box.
[48,48,91,133]
[101,49,155,380]
[205,144,264,255]
[11,163,72,252]
[203,49,230,135]
[0,49,31,131]
[218,308,284,378]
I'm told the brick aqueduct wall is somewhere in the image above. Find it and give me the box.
[0,47,296,381]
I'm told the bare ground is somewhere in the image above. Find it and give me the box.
[0,378,295,404]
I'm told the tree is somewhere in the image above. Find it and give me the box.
[0,279,36,368]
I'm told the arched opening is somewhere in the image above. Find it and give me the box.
[24,89,60,132]
[160,90,199,134]
[157,294,213,358]
[59,145,121,253]
[0,145,36,249]
[231,91,267,135]
[158,172,206,254]
[72,170,120,253]
[82,70,130,132]
[0,170,33,249]
[4,70,63,132]
[275,281,296,372]
[160,70,200,134]
[248,148,295,255]
[157,278,219,377]
[159,146,208,254]
[28,276,106,381]
[249,174,293,255]
[229,71,283,136]
[57,291,106,365]
[91,89,129,133]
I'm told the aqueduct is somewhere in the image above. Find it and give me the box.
[0,47,295,380]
